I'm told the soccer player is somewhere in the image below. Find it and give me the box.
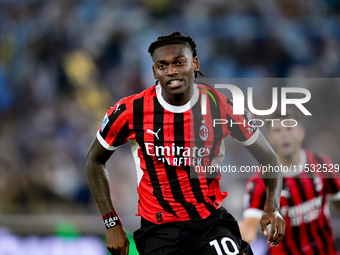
[85,31,285,255]
[240,111,340,254]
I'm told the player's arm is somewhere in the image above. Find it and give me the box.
[239,177,267,243]
[323,158,340,216]
[238,217,259,243]
[329,193,340,216]
[332,200,340,215]
[245,131,285,247]
[86,137,129,255]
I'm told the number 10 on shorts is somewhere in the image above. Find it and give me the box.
[210,237,240,255]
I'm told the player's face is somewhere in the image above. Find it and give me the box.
[268,120,305,158]
[152,44,199,106]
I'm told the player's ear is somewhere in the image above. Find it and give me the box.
[152,65,158,79]
[193,56,199,72]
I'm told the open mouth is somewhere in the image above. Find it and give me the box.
[167,79,183,88]
[281,142,291,150]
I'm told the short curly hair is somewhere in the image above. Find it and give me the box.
[148,31,197,57]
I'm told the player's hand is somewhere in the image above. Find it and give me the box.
[260,209,285,247]
[106,225,129,255]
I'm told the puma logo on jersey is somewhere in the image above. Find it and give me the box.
[114,103,121,114]
[146,128,161,140]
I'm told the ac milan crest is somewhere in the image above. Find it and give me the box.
[199,124,209,141]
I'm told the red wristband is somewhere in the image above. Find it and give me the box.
[102,212,122,229]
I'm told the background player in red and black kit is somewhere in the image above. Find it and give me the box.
[240,111,340,255]
[86,31,285,255]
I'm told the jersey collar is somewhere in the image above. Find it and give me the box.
[155,83,199,113]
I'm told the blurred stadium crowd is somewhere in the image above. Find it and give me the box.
[0,0,340,231]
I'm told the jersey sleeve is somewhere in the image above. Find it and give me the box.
[243,175,267,219]
[97,99,131,151]
[225,99,259,146]
[319,155,340,200]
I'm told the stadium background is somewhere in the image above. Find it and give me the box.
[0,0,340,254]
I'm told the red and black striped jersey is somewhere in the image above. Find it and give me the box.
[97,83,259,224]
[243,149,340,255]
